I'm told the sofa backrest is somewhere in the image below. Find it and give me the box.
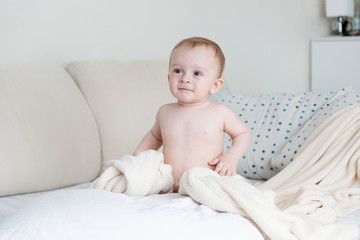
[0,65,101,196]
[66,60,175,170]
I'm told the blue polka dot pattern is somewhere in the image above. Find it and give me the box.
[271,87,360,172]
[209,87,360,180]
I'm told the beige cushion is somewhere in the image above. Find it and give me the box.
[66,60,175,170]
[0,65,101,196]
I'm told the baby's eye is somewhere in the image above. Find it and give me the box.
[194,71,202,77]
[174,69,183,74]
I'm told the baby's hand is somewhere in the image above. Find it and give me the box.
[208,153,237,176]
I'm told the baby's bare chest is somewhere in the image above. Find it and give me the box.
[160,112,223,140]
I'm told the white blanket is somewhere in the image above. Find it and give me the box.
[179,168,358,240]
[91,150,173,196]
[179,104,360,240]
[92,104,360,240]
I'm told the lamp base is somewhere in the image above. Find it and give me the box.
[332,16,352,36]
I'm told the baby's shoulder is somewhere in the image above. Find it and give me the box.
[209,101,233,112]
[208,101,239,120]
[157,103,177,115]
[159,102,177,110]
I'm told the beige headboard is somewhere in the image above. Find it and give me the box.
[0,65,101,196]
[66,60,175,170]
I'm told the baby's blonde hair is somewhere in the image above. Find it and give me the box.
[169,37,225,78]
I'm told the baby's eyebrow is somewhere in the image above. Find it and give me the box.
[170,64,182,71]
[193,66,208,73]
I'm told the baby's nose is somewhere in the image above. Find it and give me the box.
[180,74,191,83]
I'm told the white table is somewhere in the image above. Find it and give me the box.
[311,36,360,92]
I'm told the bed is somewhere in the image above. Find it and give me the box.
[0,183,264,239]
[1,182,360,240]
[0,60,360,240]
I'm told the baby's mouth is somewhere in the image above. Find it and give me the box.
[178,87,192,91]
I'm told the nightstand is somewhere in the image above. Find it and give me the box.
[311,36,360,92]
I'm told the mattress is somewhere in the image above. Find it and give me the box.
[0,183,264,240]
[0,182,359,240]
[0,183,91,223]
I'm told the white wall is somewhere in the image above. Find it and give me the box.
[0,0,330,94]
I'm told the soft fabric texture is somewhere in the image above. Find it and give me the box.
[91,150,173,196]
[260,103,360,216]
[66,60,175,171]
[210,87,360,180]
[179,168,358,240]
[0,189,264,240]
[179,104,360,240]
[0,65,101,196]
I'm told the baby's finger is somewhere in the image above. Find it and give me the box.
[219,167,228,176]
[214,162,224,174]
[226,169,235,176]
[208,158,219,166]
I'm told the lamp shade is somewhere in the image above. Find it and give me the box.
[326,0,354,17]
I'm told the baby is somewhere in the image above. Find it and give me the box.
[133,37,251,192]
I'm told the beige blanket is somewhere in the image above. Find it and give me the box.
[90,150,173,196]
[92,104,360,239]
[180,104,360,240]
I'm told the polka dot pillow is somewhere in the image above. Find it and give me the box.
[210,87,360,180]
[270,87,360,172]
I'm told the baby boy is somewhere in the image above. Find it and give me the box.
[133,37,251,192]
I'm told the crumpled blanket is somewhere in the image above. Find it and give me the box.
[91,104,360,240]
[179,167,358,240]
[179,104,360,240]
[90,150,173,196]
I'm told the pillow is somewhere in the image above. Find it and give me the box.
[66,60,175,171]
[271,87,360,171]
[210,87,359,180]
[0,65,101,196]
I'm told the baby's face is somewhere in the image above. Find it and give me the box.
[168,45,221,105]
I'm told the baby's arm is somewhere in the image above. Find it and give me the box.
[133,111,163,156]
[208,106,250,176]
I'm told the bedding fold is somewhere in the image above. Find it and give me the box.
[179,167,358,240]
[259,103,360,219]
[90,150,173,196]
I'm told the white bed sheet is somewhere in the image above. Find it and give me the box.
[0,183,264,240]
[1,182,359,240]
[0,183,91,223]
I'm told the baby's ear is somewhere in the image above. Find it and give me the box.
[210,78,224,94]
